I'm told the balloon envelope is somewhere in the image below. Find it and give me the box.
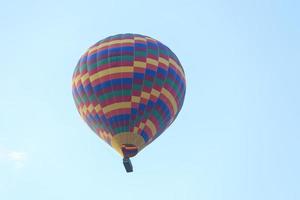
[72,33,186,158]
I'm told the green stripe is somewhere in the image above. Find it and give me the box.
[166,78,181,95]
[134,50,147,57]
[86,55,135,71]
[98,89,132,102]
[147,48,158,56]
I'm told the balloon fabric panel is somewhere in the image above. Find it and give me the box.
[72,34,186,158]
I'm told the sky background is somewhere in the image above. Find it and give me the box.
[0,0,299,200]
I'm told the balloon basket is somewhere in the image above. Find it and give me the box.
[123,157,133,173]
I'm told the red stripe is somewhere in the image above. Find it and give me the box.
[164,84,179,107]
[91,72,132,86]
[151,84,162,91]
[131,90,141,96]
[149,115,159,130]
[133,67,145,73]
[142,86,152,92]
[89,42,134,54]
[159,53,168,60]
[169,63,185,80]
[146,64,157,71]
[160,94,175,117]
[149,94,157,102]
[147,54,157,60]
[106,108,131,118]
[144,126,153,138]
[140,98,148,105]
[134,57,147,62]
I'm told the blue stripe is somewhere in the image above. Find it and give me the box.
[133,72,144,79]
[87,53,97,62]
[83,45,135,62]
[109,114,130,123]
[93,78,132,92]
[156,99,171,120]
[147,41,157,49]
[108,47,121,54]
[140,130,149,142]
[121,46,134,51]
[145,69,156,77]
[138,103,146,111]
[134,43,146,48]
[131,108,137,115]
[83,83,93,94]
[157,67,167,76]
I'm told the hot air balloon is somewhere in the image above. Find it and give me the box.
[72,33,186,172]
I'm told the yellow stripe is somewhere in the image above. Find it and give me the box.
[158,57,169,66]
[134,61,146,68]
[169,58,185,78]
[150,88,160,97]
[95,104,101,113]
[73,74,81,86]
[99,131,105,140]
[111,132,145,157]
[145,37,156,42]
[147,58,158,66]
[79,107,83,116]
[89,39,135,52]
[98,130,112,144]
[146,119,157,136]
[82,105,88,115]
[103,102,131,114]
[88,104,94,113]
[138,122,145,130]
[134,36,147,42]
[133,127,139,134]
[131,96,141,103]
[81,72,90,83]
[141,91,150,99]
[79,104,101,115]
[89,66,133,82]
[79,104,102,114]
[162,88,178,114]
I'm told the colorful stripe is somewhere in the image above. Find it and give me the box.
[72,33,186,157]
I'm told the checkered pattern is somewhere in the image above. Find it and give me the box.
[72,34,186,157]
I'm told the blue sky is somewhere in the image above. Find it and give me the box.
[0,0,299,199]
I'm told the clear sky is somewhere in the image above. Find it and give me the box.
[0,0,299,200]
